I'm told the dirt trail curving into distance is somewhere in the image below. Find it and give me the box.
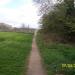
[26,30,46,75]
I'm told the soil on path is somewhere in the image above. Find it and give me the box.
[26,31,46,75]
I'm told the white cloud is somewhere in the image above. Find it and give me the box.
[0,0,40,28]
[0,0,12,6]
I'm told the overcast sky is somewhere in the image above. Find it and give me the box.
[0,0,40,28]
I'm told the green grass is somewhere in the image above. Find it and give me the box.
[37,33,75,75]
[0,32,33,75]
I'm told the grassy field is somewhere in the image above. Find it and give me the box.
[37,33,75,75]
[0,32,33,75]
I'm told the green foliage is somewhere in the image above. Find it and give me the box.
[64,0,74,16]
[0,32,33,75]
[40,1,75,42]
[37,33,75,75]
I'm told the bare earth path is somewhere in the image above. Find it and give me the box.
[26,31,46,75]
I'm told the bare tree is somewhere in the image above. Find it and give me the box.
[34,0,54,14]
[0,23,12,31]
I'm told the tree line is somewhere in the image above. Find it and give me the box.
[34,0,75,43]
[0,23,35,33]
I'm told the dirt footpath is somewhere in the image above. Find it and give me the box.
[26,31,46,75]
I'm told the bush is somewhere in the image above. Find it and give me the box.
[40,2,75,43]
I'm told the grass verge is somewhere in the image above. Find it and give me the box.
[37,32,75,75]
[0,32,33,75]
